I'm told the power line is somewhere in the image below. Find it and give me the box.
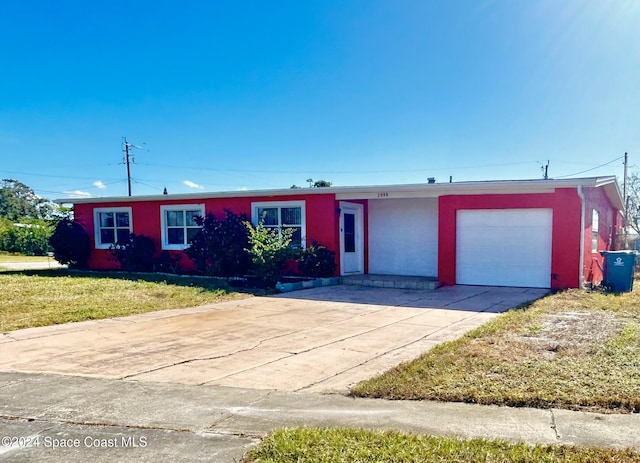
[138,160,539,175]
[0,170,121,182]
[33,179,126,194]
[553,156,624,179]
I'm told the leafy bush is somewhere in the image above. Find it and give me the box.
[110,234,155,272]
[49,219,91,268]
[298,241,336,277]
[245,220,297,288]
[0,218,53,256]
[185,210,252,277]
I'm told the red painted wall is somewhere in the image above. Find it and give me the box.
[438,188,583,289]
[74,193,339,272]
[582,187,620,286]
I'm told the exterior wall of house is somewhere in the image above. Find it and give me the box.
[71,181,621,287]
[74,193,339,272]
[582,186,620,286]
[437,188,583,289]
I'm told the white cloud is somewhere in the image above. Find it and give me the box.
[237,187,249,191]
[63,190,92,198]
[93,180,106,189]
[183,180,204,189]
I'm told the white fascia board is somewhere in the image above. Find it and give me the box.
[56,176,622,206]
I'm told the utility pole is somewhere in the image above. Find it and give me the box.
[623,152,628,247]
[623,152,628,206]
[124,139,132,196]
[541,160,549,179]
[122,138,143,197]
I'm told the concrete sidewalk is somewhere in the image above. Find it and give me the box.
[1,372,638,462]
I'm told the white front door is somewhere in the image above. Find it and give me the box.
[340,201,364,275]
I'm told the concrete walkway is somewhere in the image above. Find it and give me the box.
[0,285,547,393]
[0,260,66,271]
[1,372,638,462]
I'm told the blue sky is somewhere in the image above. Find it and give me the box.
[1,0,638,200]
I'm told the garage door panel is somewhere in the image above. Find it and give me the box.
[456,209,552,288]
[369,199,438,276]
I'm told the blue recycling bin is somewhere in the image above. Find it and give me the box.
[600,251,637,293]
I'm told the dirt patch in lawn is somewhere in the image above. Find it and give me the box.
[515,311,625,359]
[464,310,627,362]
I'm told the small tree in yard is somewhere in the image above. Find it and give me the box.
[245,220,297,288]
[185,210,252,277]
[49,219,91,268]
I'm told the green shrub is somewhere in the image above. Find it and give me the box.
[298,241,336,277]
[49,219,91,268]
[185,210,252,277]
[110,234,155,272]
[0,218,53,256]
[245,220,297,288]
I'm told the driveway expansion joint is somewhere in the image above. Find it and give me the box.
[550,409,561,440]
[207,390,275,431]
[1,414,195,434]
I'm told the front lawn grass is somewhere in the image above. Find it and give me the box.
[0,269,250,332]
[242,427,640,463]
[352,286,640,413]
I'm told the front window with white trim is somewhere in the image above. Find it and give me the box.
[160,204,205,250]
[251,201,305,248]
[94,207,132,249]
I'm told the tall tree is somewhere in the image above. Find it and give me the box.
[626,172,640,235]
[0,179,53,220]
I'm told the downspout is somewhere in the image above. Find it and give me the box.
[577,185,585,288]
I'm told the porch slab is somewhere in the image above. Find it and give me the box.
[341,274,440,290]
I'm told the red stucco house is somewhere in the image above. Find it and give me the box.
[59,176,624,290]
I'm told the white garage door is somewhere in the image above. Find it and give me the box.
[368,198,438,276]
[456,209,552,288]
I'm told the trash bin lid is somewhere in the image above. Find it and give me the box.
[600,250,638,256]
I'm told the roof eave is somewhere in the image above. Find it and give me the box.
[56,176,624,208]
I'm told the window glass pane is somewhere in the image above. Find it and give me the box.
[100,212,114,228]
[592,210,599,252]
[281,207,301,226]
[116,229,130,244]
[186,210,201,226]
[167,210,184,227]
[100,229,115,244]
[116,212,130,227]
[258,207,278,226]
[288,227,302,247]
[186,227,200,243]
[344,213,356,253]
[168,227,185,245]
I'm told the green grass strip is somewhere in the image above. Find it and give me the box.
[244,427,640,463]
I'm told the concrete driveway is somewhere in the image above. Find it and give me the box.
[0,285,547,393]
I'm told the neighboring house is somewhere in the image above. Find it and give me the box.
[58,176,624,290]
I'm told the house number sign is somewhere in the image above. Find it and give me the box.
[377,192,389,198]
